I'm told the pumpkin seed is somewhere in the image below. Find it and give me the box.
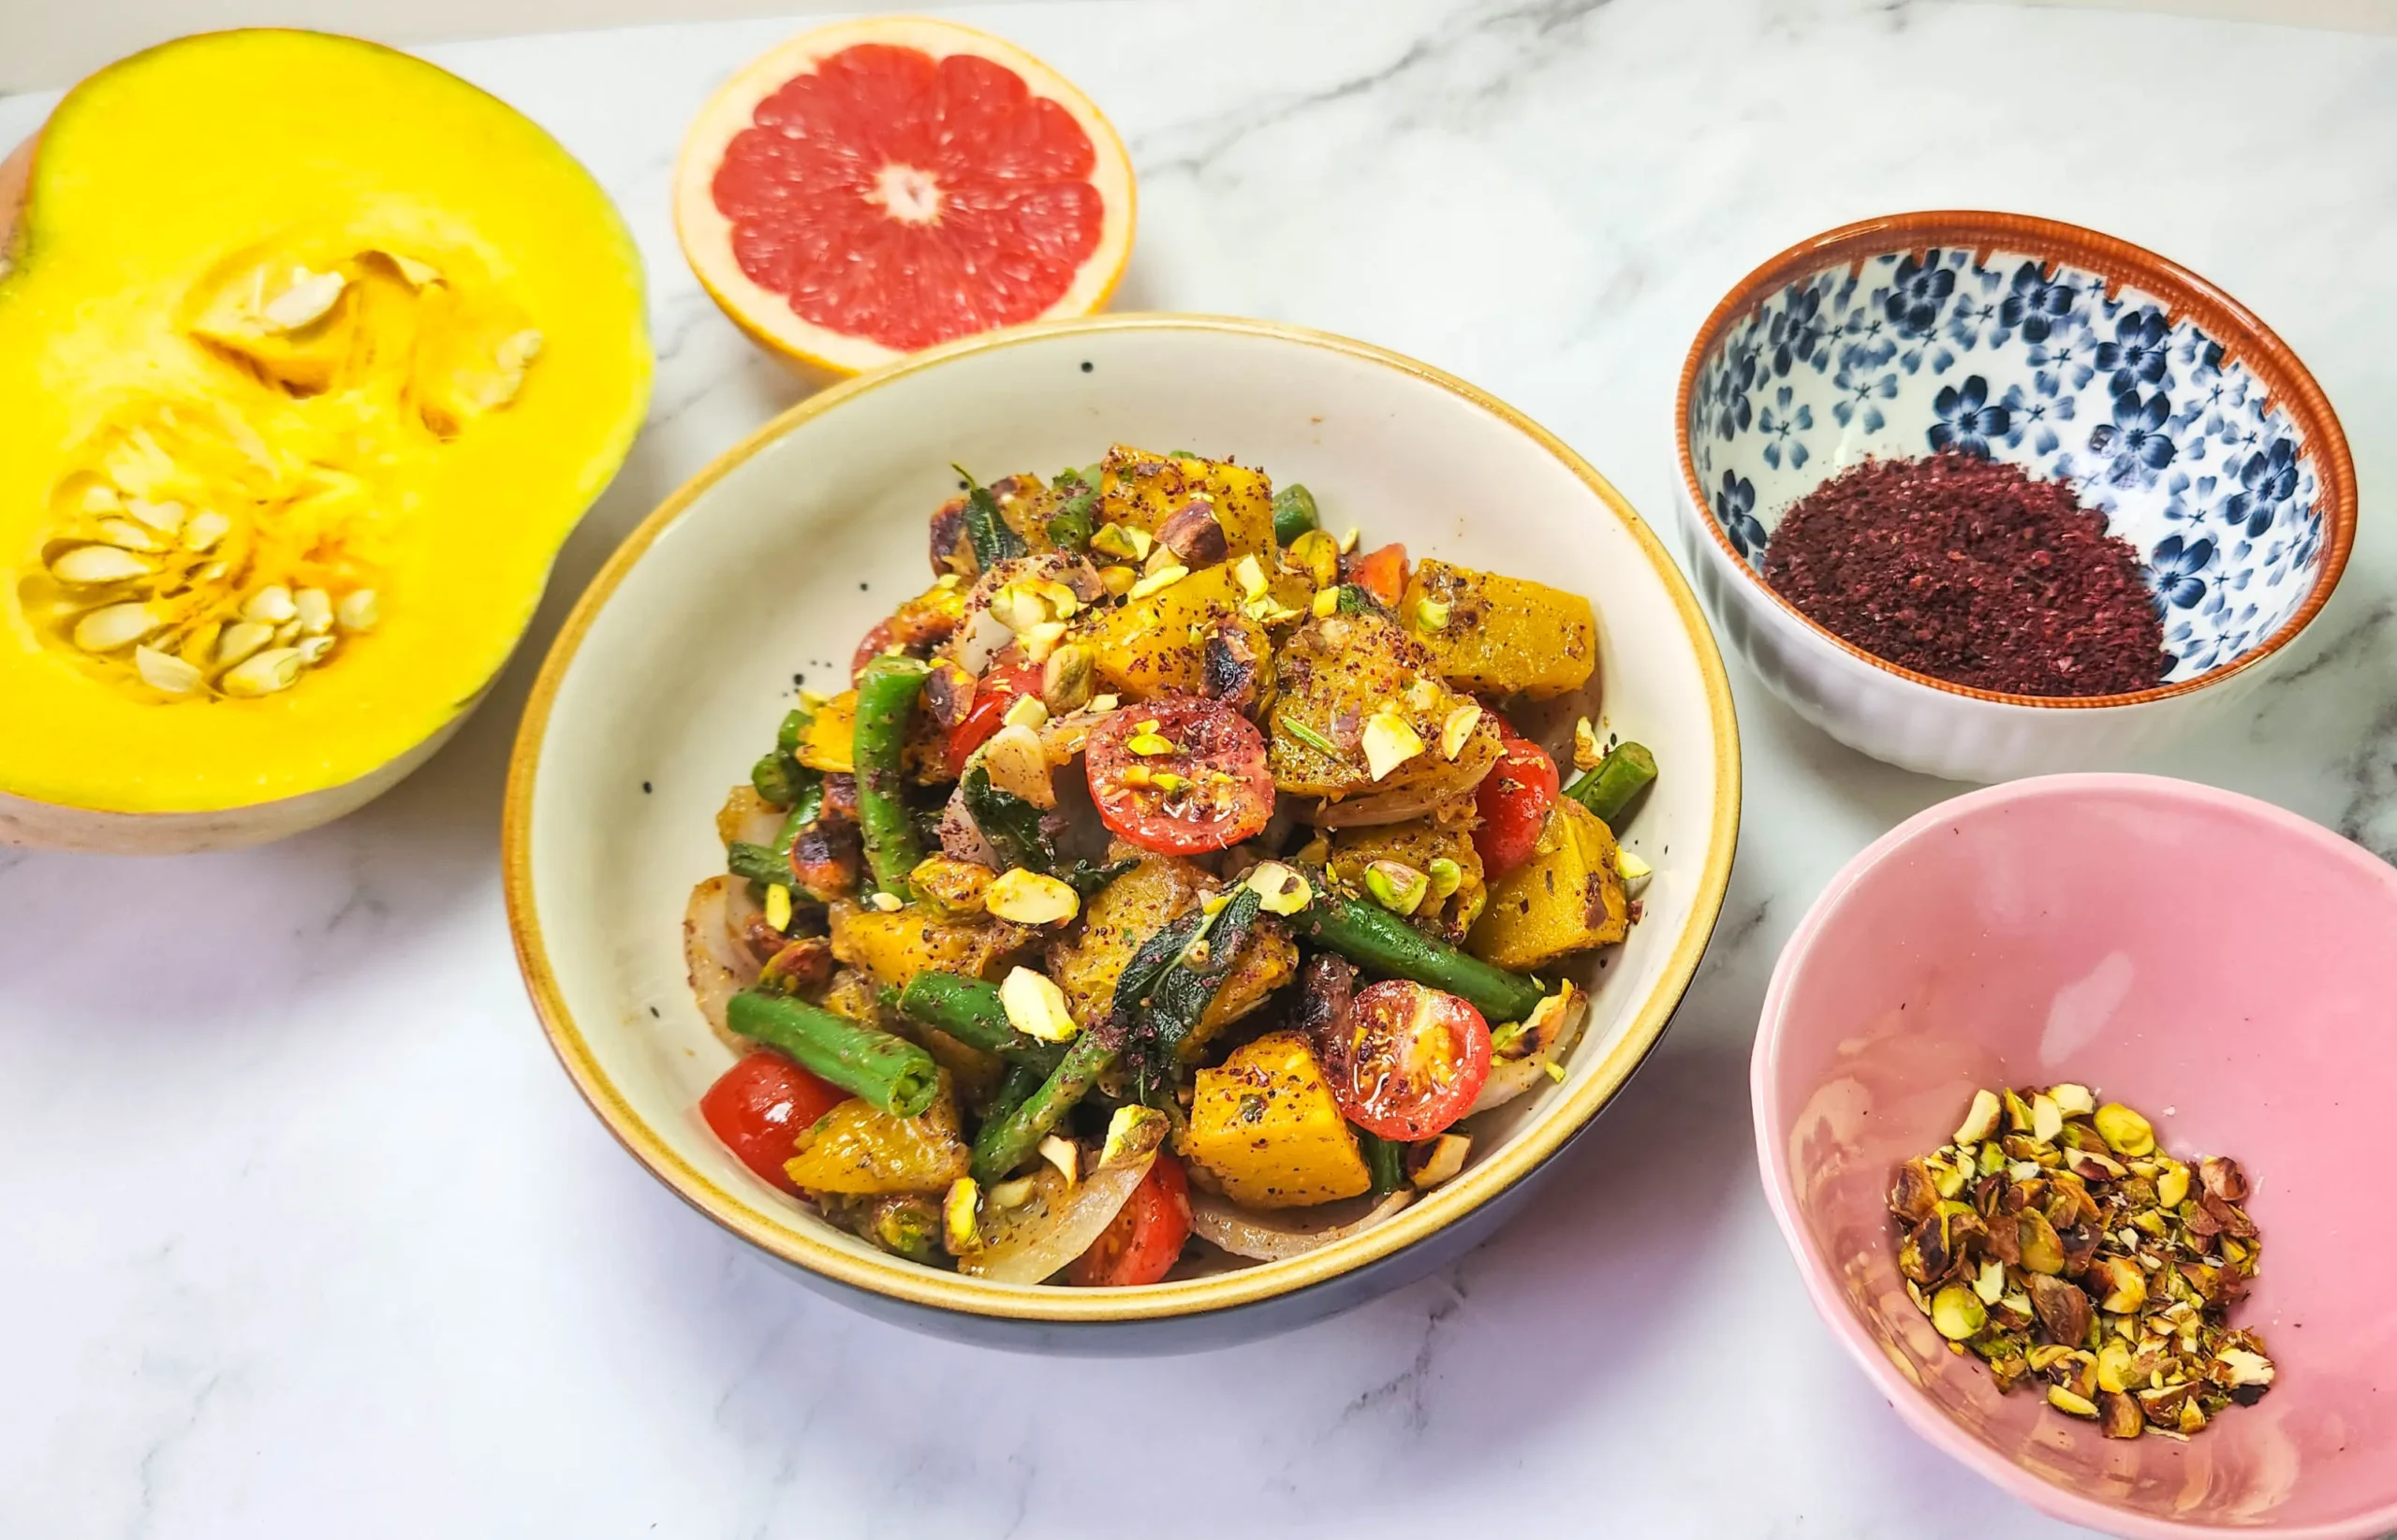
[295,587,334,635]
[243,585,299,624]
[96,518,162,551]
[125,497,184,535]
[133,644,202,695]
[336,589,380,632]
[181,510,231,552]
[215,622,274,669]
[72,601,163,653]
[259,266,346,330]
[220,646,307,697]
[50,545,155,586]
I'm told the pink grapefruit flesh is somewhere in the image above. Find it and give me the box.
[676,19,1135,375]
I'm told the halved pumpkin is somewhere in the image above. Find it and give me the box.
[0,31,651,851]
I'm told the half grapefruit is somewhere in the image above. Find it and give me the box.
[674,17,1136,376]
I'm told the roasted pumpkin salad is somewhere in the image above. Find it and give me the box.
[681,446,1659,1284]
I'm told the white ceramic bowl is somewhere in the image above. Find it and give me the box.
[505,315,1740,1346]
[1672,212,2356,783]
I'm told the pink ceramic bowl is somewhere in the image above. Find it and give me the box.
[1754,774,2397,1538]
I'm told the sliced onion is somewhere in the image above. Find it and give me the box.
[1469,983,1590,1115]
[954,605,1015,674]
[978,723,1055,808]
[1187,1188,1413,1261]
[1307,776,1486,828]
[957,1147,1155,1283]
[683,875,760,1052]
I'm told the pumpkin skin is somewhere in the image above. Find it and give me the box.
[0,31,651,852]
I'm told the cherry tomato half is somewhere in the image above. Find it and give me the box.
[1472,721,1559,878]
[699,1051,850,1193]
[1347,542,1409,609]
[944,661,1044,778]
[1324,980,1492,1141]
[1085,695,1275,855]
[1070,1152,1192,1287]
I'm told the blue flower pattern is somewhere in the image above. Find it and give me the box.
[1689,247,2325,684]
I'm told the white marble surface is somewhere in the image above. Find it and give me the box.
[5,2,2393,1534]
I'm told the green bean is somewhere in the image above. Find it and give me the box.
[1562,741,1657,829]
[989,1060,1045,1124]
[852,655,929,900]
[726,842,787,889]
[750,750,803,805]
[1293,882,1547,1023]
[1360,1129,1406,1197]
[752,707,817,805]
[1272,483,1319,545]
[897,973,1065,1075]
[970,1032,1112,1185]
[726,990,938,1117]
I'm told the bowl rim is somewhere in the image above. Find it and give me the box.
[503,310,1744,1325]
[1751,771,2397,1540]
[1674,210,2359,712]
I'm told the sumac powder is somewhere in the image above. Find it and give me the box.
[1759,453,2169,697]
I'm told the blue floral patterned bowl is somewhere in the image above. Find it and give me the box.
[1672,211,2355,782]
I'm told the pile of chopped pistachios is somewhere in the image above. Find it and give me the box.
[1890,1084,2272,1440]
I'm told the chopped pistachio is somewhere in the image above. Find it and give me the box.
[998,963,1080,1040]
[1363,859,1430,917]
[1100,1105,1167,1167]
[942,1179,980,1254]
[2050,1082,2096,1116]
[1955,1088,2002,1143]
[1932,1284,1987,1341]
[1438,701,1483,760]
[1360,710,1425,781]
[1571,716,1603,770]
[1241,861,1313,916]
[2095,1103,2156,1156]
[1126,564,1189,600]
[1037,1135,1080,1188]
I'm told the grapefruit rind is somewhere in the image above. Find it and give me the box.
[674,16,1136,377]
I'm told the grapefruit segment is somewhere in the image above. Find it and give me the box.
[677,19,1135,375]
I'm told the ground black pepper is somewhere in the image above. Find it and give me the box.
[1759,452,2169,697]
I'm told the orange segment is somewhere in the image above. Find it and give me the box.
[674,17,1136,376]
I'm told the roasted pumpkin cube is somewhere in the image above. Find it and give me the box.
[1184,1032,1371,1208]
[1098,444,1275,558]
[1328,817,1486,942]
[797,690,857,773]
[1268,611,1502,806]
[1081,562,1281,701]
[1466,798,1627,971]
[1402,559,1596,700]
[830,900,1034,990]
[783,1074,970,1195]
[1046,856,1294,1053]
